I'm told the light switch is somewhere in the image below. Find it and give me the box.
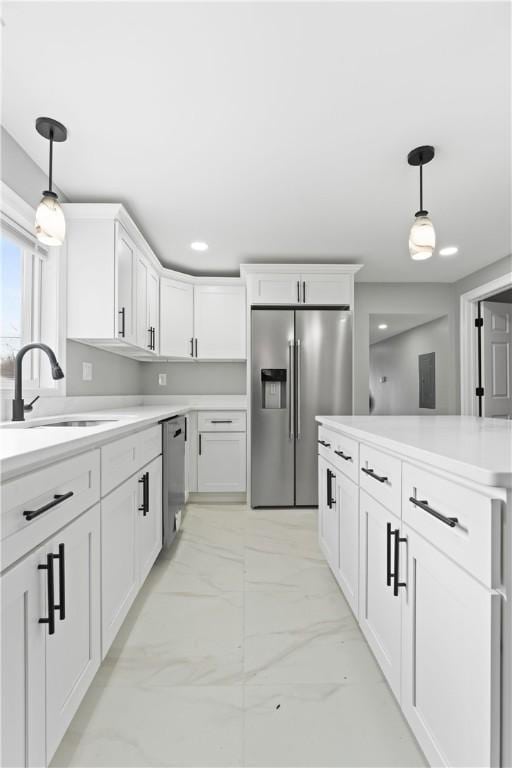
[158,373,167,386]
[82,362,93,381]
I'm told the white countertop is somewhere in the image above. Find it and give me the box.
[316,415,512,488]
[0,399,246,481]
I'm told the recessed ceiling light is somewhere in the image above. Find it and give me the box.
[439,246,458,257]
[378,324,388,330]
[190,241,208,252]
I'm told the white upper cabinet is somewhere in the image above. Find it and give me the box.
[160,279,246,360]
[194,284,246,360]
[135,250,159,355]
[160,278,195,358]
[242,265,362,306]
[116,223,137,345]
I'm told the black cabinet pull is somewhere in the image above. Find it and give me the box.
[194,338,198,358]
[55,543,66,621]
[361,467,388,484]
[190,337,194,357]
[118,307,126,337]
[326,468,335,509]
[302,281,306,303]
[297,280,300,303]
[386,523,393,587]
[147,327,152,349]
[138,472,149,516]
[198,434,202,455]
[152,327,156,350]
[334,450,352,461]
[211,420,233,424]
[318,439,331,448]
[393,529,407,596]
[38,554,56,635]
[184,417,187,442]
[24,491,74,522]
[409,497,458,528]
[173,428,182,438]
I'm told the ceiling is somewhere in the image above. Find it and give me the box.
[369,313,446,344]
[2,2,510,281]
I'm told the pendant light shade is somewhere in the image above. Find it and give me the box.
[35,192,66,246]
[409,213,436,261]
[407,145,435,261]
[34,117,68,246]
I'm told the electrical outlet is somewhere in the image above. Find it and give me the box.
[82,362,93,381]
[158,373,167,386]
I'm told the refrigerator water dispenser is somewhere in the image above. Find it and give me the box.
[261,369,286,409]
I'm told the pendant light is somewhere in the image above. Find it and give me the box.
[35,117,68,246]
[407,145,435,261]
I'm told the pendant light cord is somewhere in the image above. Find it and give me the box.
[419,161,423,212]
[48,128,53,193]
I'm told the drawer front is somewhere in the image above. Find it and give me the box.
[1,450,100,571]
[101,425,162,496]
[330,432,359,484]
[197,411,246,432]
[359,443,401,514]
[402,462,501,588]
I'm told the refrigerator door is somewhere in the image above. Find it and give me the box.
[251,308,295,506]
[295,309,353,506]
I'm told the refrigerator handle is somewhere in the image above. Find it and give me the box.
[296,338,301,440]
[288,340,294,440]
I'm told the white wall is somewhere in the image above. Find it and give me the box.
[140,361,246,395]
[66,341,142,396]
[370,316,449,415]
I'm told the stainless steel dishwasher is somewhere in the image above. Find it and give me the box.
[161,414,186,548]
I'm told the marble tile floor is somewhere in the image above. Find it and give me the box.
[51,503,427,768]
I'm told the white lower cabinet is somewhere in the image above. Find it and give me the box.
[197,432,246,492]
[358,489,402,698]
[318,456,340,576]
[45,505,101,762]
[402,525,501,768]
[101,456,162,657]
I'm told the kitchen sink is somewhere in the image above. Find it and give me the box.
[34,419,118,428]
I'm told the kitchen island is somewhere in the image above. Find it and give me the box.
[316,415,511,768]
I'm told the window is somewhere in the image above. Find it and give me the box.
[1,183,63,394]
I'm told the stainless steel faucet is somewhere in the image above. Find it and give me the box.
[12,343,64,421]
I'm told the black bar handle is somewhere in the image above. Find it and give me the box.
[211,420,233,424]
[190,337,194,357]
[302,281,306,303]
[326,468,332,508]
[138,472,149,516]
[152,327,156,350]
[199,433,202,455]
[297,280,300,303]
[318,439,331,448]
[24,491,74,522]
[55,543,65,621]
[38,554,56,635]
[194,338,198,358]
[147,327,153,349]
[184,416,188,442]
[334,450,352,461]
[173,428,182,438]
[386,523,393,587]
[361,467,388,484]
[408,497,458,528]
[118,307,126,337]
[393,529,407,596]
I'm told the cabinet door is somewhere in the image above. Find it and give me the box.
[101,477,139,657]
[147,265,159,354]
[45,504,101,762]
[197,432,246,492]
[359,489,402,698]
[318,457,340,577]
[250,273,301,304]
[137,456,163,586]
[160,278,194,358]
[194,285,246,359]
[0,550,46,768]
[115,223,136,344]
[302,273,352,305]
[336,473,359,616]
[135,251,150,350]
[402,526,500,768]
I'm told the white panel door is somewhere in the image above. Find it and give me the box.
[147,265,159,354]
[135,251,150,350]
[115,222,136,344]
[483,300,512,417]
[194,285,246,359]
[160,278,194,358]
[336,473,359,616]
[359,490,402,698]
[0,550,46,768]
[197,432,246,492]
[101,477,139,657]
[402,525,500,768]
[45,504,101,763]
[250,273,302,304]
[137,456,163,586]
[302,273,352,305]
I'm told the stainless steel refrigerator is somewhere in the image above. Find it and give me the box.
[251,307,352,507]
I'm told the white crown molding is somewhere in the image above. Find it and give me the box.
[240,263,364,277]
